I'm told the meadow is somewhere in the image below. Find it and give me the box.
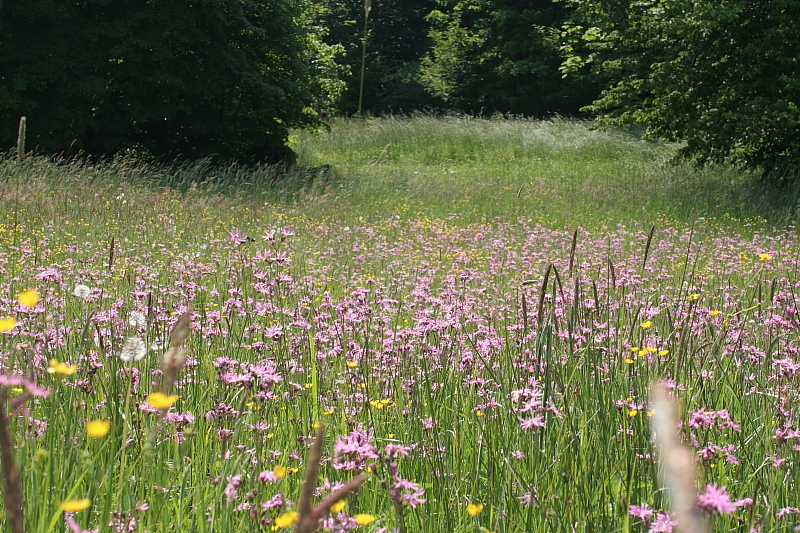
[0,116,799,533]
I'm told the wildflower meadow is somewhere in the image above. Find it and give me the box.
[1,117,799,533]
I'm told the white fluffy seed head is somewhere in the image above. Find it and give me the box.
[120,336,147,362]
[73,284,91,299]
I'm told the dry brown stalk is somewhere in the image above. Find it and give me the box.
[295,423,369,533]
[160,308,192,393]
[650,383,706,533]
[0,387,25,533]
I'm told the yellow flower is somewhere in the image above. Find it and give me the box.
[273,465,287,479]
[330,499,346,513]
[86,420,110,438]
[17,289,40,308]
[624,358,635,364]
[710,310,720,316]
[369,400,384,409]
[475,410,484,417]
[758,253,772,260]
[740,252,748,261]
[640,320,652,329]
[658,350,669,356]
[58,498,92,512]
[274,510,299,528]
[466,503,484,516]
[628,409,638,417]
[146,392,179,409]
[48,359,77,376]
[323,408,335,415]
[687,293,701,301]
[346,361,357,368]
[354,514,376,525]
[0,317,16,332]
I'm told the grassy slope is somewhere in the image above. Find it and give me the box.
[294,116,800,229]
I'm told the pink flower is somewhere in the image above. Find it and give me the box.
[629,503,654,520]
[696,484,737,515]
[648,512,676,532]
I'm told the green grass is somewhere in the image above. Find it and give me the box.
[0,117,798,533]
[294,115,800,228]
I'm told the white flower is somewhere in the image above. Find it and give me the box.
[128,311,147,329]
[120,336,147,362]
[73,284,91,299]
[150,339,167,351]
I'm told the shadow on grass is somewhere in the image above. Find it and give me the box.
[0,151,342,204]
[657,162,800,225]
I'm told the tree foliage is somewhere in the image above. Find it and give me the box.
[563,0,800,176]
[420,0,597,116]
[316,0,442,115]
[0,0,343,163]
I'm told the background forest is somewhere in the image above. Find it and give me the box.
[1,0,800,176]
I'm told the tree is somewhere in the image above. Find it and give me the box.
[419,0,598,116]
[316,0,443,115]
[562,0,800,177]
[0,0,343,163]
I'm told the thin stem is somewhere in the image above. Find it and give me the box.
[357,1,371,118]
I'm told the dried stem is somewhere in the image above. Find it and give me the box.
[295,423,369,533]
[0,388,25,533]
[296,424,326,533]
[650,383,706,533]
[16,117,26,162]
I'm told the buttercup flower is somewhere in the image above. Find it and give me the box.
[86,419,111,438]
[58,499,92,512]
[330,500,346,512]
[0,317,15,332]
[146,392,179,409]
[274,510,299,528]
[354,514,376,525]
[48,359,77,376]
[17,289,39,308]
[466,503,484,516]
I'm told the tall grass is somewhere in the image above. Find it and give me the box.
[295,115,800,228]
[0,117,797,532]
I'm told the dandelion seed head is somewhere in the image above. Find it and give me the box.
[120,336,147,362]
[73,284,91,299]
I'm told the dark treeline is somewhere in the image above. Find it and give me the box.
[1,0,799,177]
[317,0,599,117]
